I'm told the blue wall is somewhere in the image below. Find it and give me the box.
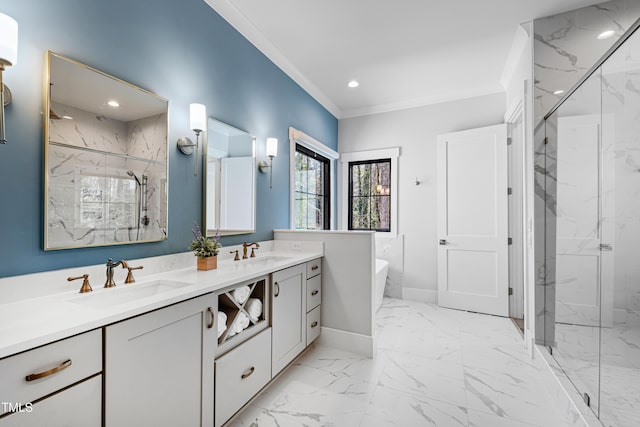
[0,0,337,278]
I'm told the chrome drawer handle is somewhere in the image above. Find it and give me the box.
[26,359,72,382]
[241,366,255,379]
[311,290,319,296]
[207,307,214,329]
[311,321,318,328]
[311,265,319,271]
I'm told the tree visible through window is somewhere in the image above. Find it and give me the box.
[348,159,391,231]
[294,144,330,230]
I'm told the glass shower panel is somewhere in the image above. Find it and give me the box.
[549,68,603,417]
[599,26,640,427]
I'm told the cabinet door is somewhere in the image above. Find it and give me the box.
[0,375,101,427]
[105,294,216,427]
[271,264,306,375]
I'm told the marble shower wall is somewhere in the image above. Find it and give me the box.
[47,103,167,249]
[532,0,640,345]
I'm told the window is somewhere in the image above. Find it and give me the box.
[348,159,391,231]
[294,144,330,229]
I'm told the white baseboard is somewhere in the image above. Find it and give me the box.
[403,287,438,304]
[318,327,375,358]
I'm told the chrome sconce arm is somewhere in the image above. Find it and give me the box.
[258,137,278,188]
[177,103,206,176]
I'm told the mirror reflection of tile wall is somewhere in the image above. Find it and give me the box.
[45,53,168,250]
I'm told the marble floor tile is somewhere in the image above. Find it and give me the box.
[464,365,566,426]
[230,298,570,427]
[378,351,466,406]
[360,385,468,427]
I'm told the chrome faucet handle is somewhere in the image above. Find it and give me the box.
[124,265,143,284]
[68,274,92,293]
[230,250,240,261]
[250,247,258,258]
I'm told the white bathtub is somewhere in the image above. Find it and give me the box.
[375,258,390,311]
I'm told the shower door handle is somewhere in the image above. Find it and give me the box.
[599,243,613,251]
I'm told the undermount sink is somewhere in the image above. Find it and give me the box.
[240,255,291,267]
[67,279,191,309]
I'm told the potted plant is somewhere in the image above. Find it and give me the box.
[190,222,222,270]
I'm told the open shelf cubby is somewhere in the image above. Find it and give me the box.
[216,275,269,355]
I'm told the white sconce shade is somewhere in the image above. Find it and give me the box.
[189,103,206,133]
[266,137,278,157]
[0,13,18,67]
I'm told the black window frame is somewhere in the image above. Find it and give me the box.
[294,143,331,230]
[348,158,392,232]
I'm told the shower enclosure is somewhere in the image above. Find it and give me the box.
[544,19,640,426]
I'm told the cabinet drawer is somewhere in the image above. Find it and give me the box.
[0,329,102,416]
[215,328,272,427]
[0,375,102,427]
[306,258,322,278]
[306,274,321,312]
[306,306,321,346]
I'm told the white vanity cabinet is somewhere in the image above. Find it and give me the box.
[271,263,307,375]
[0,329,102,427]
[104,293,216,427]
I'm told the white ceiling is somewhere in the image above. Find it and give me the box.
[205,0,603,118]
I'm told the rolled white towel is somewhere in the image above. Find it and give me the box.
[228,312,250,336]
[217,311,228,339]
[231,286,251,304]
[245,298,262,321]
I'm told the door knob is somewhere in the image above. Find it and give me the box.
[439,239,447,245]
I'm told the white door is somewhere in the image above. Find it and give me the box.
[437,124,509,316]
[555,114,614,327]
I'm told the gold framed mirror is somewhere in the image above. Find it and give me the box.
[44,52,169,250]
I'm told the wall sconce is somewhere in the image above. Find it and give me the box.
[177,103,207,175]
[258,137,278,188]
[0,13,18,145]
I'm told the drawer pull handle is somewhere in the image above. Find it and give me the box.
[311,265,319,271]
[241,366,255,379]
[274,282,280,297]
[311,290,319,296]
[311,321,318,328]
[207,307,215,329]
[26,359,72,382]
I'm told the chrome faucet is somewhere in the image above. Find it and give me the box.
[105,258,127,288]
[242,242,260,259]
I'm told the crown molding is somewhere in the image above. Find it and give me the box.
[204,0,342,118]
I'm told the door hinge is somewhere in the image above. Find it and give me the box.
[583,393,591,407]
[507,137,512,146]
[544,137,549,145]
[508,287,513,296]
[507,187,512,195]
[508,237,513,245]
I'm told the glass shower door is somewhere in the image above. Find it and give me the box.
[548,68,604,417]
[599,25,640,427]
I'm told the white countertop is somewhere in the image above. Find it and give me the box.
[0,241,322,359]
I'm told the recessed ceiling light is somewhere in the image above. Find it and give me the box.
[347,80,359,88]
[107,100,120,107]
[553,90,565,95]
[597,30,615,40]
[62,115,73,120]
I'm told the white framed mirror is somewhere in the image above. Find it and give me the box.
[44,52,169,250]
[204,118,256,236]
